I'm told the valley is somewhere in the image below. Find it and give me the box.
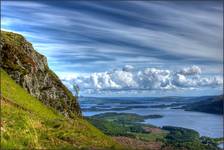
[80,96,224,149]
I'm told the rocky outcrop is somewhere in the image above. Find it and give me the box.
[0,31,81,117]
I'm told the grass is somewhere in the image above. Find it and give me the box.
[1,69,59,119]
[162,126,220,150]
[132,132,167,142]
[1,69,123,149]
[89,112,162,123]
[87,112,168,142]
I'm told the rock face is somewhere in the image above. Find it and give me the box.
[0,31,81,117]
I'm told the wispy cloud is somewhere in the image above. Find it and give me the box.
[1,0,223,96]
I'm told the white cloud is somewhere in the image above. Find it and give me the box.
[61,65,223,94]
[179,65,201,75]
[122,65,134,72]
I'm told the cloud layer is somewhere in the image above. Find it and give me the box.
[62,65,223,95]
[2,1,223,96]
[1,1,223,75]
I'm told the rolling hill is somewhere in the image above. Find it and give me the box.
[183,95,223,114]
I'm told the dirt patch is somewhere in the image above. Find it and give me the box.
[143,127,165,134]
[113,136,162,150]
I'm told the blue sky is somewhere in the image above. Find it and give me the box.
[1,0,223,97]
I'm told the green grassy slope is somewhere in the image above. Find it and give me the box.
[1,69,123,149]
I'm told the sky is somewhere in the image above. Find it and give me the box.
[1,0,223,97]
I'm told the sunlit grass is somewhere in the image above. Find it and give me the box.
[1,69,122,149]
[1,69,59,119]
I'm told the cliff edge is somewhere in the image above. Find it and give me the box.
[0,31,81,117]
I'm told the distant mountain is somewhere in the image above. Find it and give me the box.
[183,95,223,114]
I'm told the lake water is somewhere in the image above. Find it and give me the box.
[218,142,224,149]
[80,97,223,138]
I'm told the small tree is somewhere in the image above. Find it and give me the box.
[73,84,80,97]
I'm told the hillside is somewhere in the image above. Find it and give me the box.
[1,69,122,149]
[0,31,122,149]
[0,31,80,118]
[183,95,223,114]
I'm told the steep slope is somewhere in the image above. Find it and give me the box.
[1,69,122,149]
[0,31,80,117]
[183,95,223,114]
